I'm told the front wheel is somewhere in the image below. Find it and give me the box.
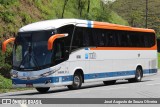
[67,73,82,90]
[36,87,50,93]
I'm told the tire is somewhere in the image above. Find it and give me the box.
[128,67,143,83]
[36,87,50,93]
[103,80,116,85]
[67,72,82,90]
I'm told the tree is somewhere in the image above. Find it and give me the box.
[87,0,90,13]
[61,0,69,18]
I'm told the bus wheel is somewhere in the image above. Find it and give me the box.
[67,72,82,90]
[128,67,143,83]
[103,80,116,85]
[36,87,50,93]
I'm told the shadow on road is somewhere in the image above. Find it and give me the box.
[7,79,152,97]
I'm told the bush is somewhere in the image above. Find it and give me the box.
[0,75,12,89]
[0,0,18,5]
[0,49,12,78]
[0,11,15,23]
[0,64,11,78]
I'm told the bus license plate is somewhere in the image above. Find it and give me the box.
[26,84,33,87]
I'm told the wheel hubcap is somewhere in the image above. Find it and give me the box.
[74,76,80,86]
[136,69,141,80]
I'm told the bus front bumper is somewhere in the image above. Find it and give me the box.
[12,76,73,88]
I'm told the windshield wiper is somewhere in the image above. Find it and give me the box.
[18,45,40,71]
[30,53,40,70]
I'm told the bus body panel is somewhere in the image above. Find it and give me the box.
[12,49,157,88]
[10,19,158,88]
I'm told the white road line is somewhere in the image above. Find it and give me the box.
[20,104,28,107]
[146,83,160,86]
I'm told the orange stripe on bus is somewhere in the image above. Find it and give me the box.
[93,21,155,33]
[90,45,157,50]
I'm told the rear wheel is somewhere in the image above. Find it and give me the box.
[103,80,116,85]
[67,72,82,90]
[36,87,50,93]
[128,67,143,83]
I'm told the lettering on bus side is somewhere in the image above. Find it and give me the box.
[89,52,96,59]
[57,71,69,74]
[85,53,88,59]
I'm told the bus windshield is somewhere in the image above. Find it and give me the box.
[13,30,55,71]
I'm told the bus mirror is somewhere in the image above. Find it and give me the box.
[48,33,68,50]
[2,38,15,53]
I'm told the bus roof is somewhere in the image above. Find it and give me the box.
[19,19,155,33]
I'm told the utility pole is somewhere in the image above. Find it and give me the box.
[146,0,148,28]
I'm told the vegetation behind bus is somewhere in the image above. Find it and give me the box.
[112,0,160,38]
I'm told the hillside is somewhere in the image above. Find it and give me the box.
[111,0,160,37]
[0,0,128,39]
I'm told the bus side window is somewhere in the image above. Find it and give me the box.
[87,28,94,47]
[119,32,130,47]
[54,39,65,65]
[92,28,98,46]
[71,27,83,51]
[105,32,109,47]
[83,28,90,47]
[144,33,150,47]
[108,33,116,47]
[98,31,105,47]
[148,33,155,47]
[57,25,74,51]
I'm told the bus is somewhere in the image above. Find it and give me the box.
[2,19,157,93]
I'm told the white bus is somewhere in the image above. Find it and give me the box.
[2,19,157,93]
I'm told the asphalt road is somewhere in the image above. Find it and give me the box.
[1,71,160,107]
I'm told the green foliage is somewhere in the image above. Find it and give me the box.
[0,75,12,89]
[109,11,129,25]
[33,0,57,19]
[0,11,15,23]
[20,12,32,24]
[0,0,18,5]
[0,50,12,78]
[112,0,160,35]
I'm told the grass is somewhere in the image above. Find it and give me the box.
[0,75,33,93]
[109,11,129,25]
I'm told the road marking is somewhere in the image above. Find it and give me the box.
[20,104,28,107]
[146,83,160,86]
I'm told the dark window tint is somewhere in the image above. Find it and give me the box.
[53,39,65,65]
[57,25,74,51]
[71,27,84,51]
[70,26,156,52]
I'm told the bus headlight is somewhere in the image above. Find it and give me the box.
[11,70,18,78]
